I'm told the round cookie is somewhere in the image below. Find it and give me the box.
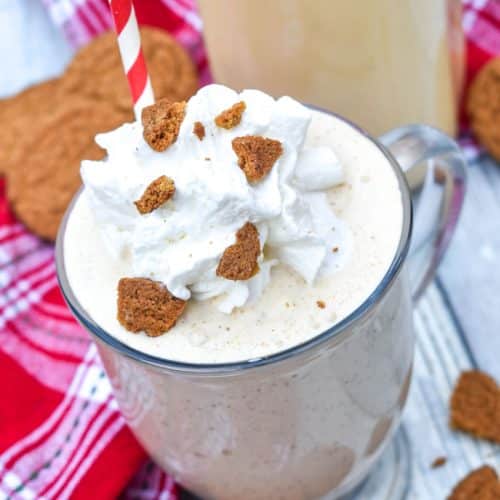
[141,27,199,104]
[0,78,62,176]
[467,57,500,161]
[63,27,198,112]
[7,98,129,241]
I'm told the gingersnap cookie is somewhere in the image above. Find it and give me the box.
[232,136,283,183]
[216,222,260,280]
[450,370,500,444]
[7,98,128,241]
[447,465,500,500]
[135,175,175,214]
[0,78,62,175]
[215,101,246,129]
[63,27,198,113]
[467,57,500,161]
[141,99,186,152]
[117,278,187,336]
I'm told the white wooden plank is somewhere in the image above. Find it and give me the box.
[438,157,500,379]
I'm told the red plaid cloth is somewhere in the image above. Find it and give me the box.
[0,1,499,498]
[0,1,204,498]
[460,0,500,158]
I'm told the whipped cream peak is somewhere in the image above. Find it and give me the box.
[81,84,348,313]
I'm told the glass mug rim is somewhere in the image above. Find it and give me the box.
[55,108,413,374]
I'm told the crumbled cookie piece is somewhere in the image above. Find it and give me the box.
[142,98,186,152]
[214,101,246,129]
[193,121,205,140]
[232,136,283,183]
[216,222,260,280]
[317,300,326,309]
[450,370,500,444]
[117,278,187,336]
[134,175,175,214]
[447,466,500,500]
[434,166,447,185]
[431,456,447,469]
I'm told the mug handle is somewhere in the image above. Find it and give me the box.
[379,125,467,300]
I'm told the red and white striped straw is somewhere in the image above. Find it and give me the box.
[108,0,154,119]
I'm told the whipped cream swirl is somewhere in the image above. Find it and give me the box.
[81,84,348,313]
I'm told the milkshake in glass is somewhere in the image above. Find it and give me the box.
[57,84,464,498]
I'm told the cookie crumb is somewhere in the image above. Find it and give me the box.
[332,246,339,253]
[216,222,260,280]
[431,456,447,469]
[316,300,326,309]
[447,465,500,499]
[193,121,205,140]
[450,370,500,444]
[134,175,175,214]
[142,99,186,152]
[215,101,246,129]
[117,277,186,336]
[232,136,283,183]
[434,167,447,185]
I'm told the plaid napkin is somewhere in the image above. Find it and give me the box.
[0,1,498,499]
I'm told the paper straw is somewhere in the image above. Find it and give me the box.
[108,0,154,119]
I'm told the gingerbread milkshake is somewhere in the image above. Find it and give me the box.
[59,84,413,499]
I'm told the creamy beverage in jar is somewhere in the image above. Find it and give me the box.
[198,0,464,136]
[62,85,412,499]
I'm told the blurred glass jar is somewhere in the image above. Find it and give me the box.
[198,0,464,137]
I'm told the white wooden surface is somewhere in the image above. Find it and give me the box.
[438,155,500,380]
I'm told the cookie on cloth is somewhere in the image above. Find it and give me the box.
[7,98,128,241]
[63,27,198,113]
[0,78,62,176]
[467,57,500,161]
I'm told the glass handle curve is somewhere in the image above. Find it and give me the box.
[379,124,467,300]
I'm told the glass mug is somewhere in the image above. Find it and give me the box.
[198,0,465,137]
[56,115,466,499]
